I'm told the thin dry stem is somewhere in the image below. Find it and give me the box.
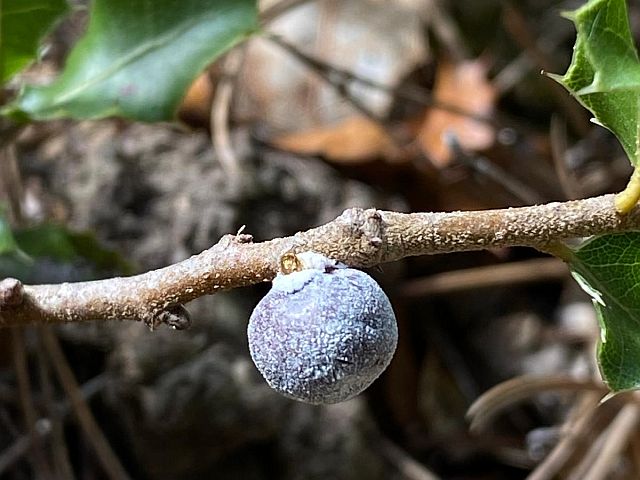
[527,392,601,480]
[211,48,245,183]
[569,403,640,480]
[41,330,131,480]
[550,116,581,200]
[467,375,606,433]
[0,373,107,476]
[400,257,567,297]
[36,332,75,480]
[11,330,51,477]
[376,436,441,480]
[1,193,639,326]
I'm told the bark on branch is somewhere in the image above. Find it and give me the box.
[0,193,637,327]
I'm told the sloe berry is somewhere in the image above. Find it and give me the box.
[248,252,398,404]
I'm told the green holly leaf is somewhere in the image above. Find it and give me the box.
[5,0,258,122]
[553,0,640,394]
[569,232,640,392]
[549,0,640,164]
[1,0,70,84]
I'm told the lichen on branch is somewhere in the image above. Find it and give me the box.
[0,193,637,327]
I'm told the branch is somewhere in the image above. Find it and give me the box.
[0,193,637,327]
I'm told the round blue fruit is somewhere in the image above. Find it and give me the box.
[248,252,398,404]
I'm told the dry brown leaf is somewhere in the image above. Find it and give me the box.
[418,59,496,167]
[235,0,428,131]
[177,71,215,126]
[273,116,403,164]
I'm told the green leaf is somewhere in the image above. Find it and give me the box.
[549,0,640,164]
[0,211,132,281]
[1,0,70,84]
[14,224,133,274]
[0,213,33,279]
[0,213,21,255]
[7,0,258,121]
[569,232,640,392]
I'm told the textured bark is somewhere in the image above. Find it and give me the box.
[0,193,637,327]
